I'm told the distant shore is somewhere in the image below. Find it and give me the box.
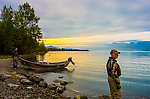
[47,48,89,51]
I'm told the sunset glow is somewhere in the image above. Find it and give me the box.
[1,0,150,45]
[41,31,150,48]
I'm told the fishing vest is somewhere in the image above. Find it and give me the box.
[106,57,121,78]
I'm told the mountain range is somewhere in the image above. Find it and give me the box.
[45,40,150,51]
[108,40,150,51]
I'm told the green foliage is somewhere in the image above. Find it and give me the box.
[0,2,45,55]
[0,5,15,54]
[38,41,47,53]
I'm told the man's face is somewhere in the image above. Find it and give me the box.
[111,53,119,59]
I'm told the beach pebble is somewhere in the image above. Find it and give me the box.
[57,86,66,93]
[20,72,32,78]
[53,79,61,83]
[7,83,19,88]
[20,78,34,85]
[65,97,72,99]
[4,74,12,78]
[0,74,7,81]
[25,95,31,98]
[58,76,63,78]
[52,95,59,98]
[99,94,109,99]
[39,80,47,88]
[74,95,88,99]
[60,81,68,85]
[15,74,27,80]
[26,86,33,89]
[29,76,44,83]
[4,78,20,85]
[48,84,58,90]
[57,87,64,93]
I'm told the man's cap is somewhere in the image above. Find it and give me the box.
[110,49,120,54]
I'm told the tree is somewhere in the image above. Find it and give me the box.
[0,5,15,54]
[38,41,47,53]
[0,2,45,55]
[13,2,42,54]
[14,2,42,40]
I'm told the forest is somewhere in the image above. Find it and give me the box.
[0,2,47,55]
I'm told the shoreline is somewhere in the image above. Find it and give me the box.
[1,58,148,99]
[0,58,109,99]
[0,58,67,98]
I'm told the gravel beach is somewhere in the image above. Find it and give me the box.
[0,58,110,99]
[0,58,69,99]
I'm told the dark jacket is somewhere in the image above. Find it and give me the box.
[106,57,121,78]
[12,51,18,58]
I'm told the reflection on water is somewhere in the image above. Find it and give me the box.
[37,54,45,61]
[37,51,150,98]
[31,68,75,75]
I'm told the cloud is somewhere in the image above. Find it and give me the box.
[41,31,150,48]
[127,0,150,11]
[1,0,150,39]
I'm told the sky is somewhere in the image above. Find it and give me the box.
[1,0,150,47]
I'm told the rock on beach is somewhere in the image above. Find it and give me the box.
[39,80,48,88]
[48,84,58,90]
[20,78,34,85]
[0,58,111,99]
[0,58,67,99]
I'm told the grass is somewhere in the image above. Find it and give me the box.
[0,55,12,59]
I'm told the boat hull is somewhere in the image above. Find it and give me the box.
[19,57,70,69]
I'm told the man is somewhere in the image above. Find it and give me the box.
[106,49,122,99]
[12,48,18,68]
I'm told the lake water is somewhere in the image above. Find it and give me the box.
[37,50,150,99]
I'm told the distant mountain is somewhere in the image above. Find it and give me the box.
[46,46,89,51]
[46,46,60,49]
[62,47,73,49]
[108,40,150,51]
